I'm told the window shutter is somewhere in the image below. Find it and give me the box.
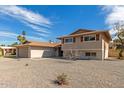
[73,37,75,43]
[81,36,83,42]
[96,34,99,41]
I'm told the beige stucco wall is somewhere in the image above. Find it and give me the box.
[62,34,102,50]
[61,33,110,60]
[101,33,109,59]
[63,50,102,60]
[17,47,29,58]
[61,34,104,60]
[30,46,56,58]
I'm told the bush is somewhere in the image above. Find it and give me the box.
[25,64,29,66]
[55,73,69,85]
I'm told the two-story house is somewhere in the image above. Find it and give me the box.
[57,29,112,60]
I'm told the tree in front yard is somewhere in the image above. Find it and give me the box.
[113,23,124,59]
[17,31,27,44]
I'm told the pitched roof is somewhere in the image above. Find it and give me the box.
[57,29,112,41]
[0,46,16,49]
[70,29,92,35]
[15,41,61,48]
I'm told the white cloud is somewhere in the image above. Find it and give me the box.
[101,5,115,13]
[0,31,46,41]
[27,35,46,41]
[25,23,50,34]
[102,5,124,35]
[104,6,124,25]
[0,5,51,35]
[35,32,49,37]
[0,31,17,39]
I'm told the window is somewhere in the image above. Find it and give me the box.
[84,36,89,41]
[91,52,96,56]
[90,36,95,41]
[85,52,90,56]
[65,38,73,43]
[73,37,76,43]
[84,35,96,41]
[85,52,96,57]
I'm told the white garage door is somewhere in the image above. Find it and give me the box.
[30,47,44,58]
[30,46,55,58]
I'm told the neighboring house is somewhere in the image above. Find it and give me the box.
[0,46,16,56]
[57,29,112,60]
[16,41,62,58]
[0,48,2,56]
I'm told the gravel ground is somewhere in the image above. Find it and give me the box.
[0,57,124,88]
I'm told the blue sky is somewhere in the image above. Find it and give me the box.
[0,5,123,45]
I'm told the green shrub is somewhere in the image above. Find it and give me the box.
[56,73,69,85]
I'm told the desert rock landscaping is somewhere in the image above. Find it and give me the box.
[0,58,124,88]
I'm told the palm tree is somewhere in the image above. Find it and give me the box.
[22,30,26,37]
[17,31,27,44]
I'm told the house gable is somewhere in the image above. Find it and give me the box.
[57,29,112,42]
[70,29,92,35]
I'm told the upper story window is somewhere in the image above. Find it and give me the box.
[84,35,96,41]
[73,37,76,43]
[65,38,73,43]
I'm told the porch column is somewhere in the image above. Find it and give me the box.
[101,39,105,60]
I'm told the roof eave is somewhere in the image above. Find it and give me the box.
[57,31,104,39]
[104,32,112,41]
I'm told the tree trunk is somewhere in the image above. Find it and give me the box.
[117,33,124,58]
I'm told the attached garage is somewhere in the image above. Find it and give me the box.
[16,41,61,58]
[17,47,29,58]
[30,46,56,58]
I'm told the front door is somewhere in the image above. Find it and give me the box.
[58,47,63,57]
